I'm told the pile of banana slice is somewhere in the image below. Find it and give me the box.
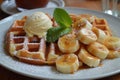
[55,16,120,74]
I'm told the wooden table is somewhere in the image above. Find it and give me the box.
[0,0,120,80]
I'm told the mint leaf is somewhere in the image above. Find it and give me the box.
[53,8,72,27]
[46,27,71,42]
[46,8,72,42]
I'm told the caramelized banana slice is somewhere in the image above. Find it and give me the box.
[73,18,93,30]
[56,54,81,74]
[92,27,108,43]
[78,47,100,67]
[58,34,79,53]
[107,50,120,59]
[87,42,109,59]
[104,36,120,50]
[77,28,97,45]
[81,19,93,29]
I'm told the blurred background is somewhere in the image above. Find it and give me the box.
[0,0,102,20]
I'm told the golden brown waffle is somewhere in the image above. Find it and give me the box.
[5,14,116,70]
[6,16,112,64]
[6,19,60,65]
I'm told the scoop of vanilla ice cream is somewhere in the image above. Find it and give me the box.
[23,12,52,37]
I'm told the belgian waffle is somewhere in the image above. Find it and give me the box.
[6,13,120,74]
[6,19,61,65]
[6,15,112,64]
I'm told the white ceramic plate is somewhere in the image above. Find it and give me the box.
[0,7,120,80]
[0,0,65,15]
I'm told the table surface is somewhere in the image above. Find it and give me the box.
[0,0,120,80]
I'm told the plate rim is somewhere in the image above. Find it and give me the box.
[0,7,120,80]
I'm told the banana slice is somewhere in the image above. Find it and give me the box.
[104,36,120,50]
[107,50,120,59]
[77,28,97,45]
[56,54,81,74]
[82,19,93,29]
[87,42,109,59]
[58,34,79,53]
[92,27,108,43]
[78,47,100,67]
[73,18,93,30]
